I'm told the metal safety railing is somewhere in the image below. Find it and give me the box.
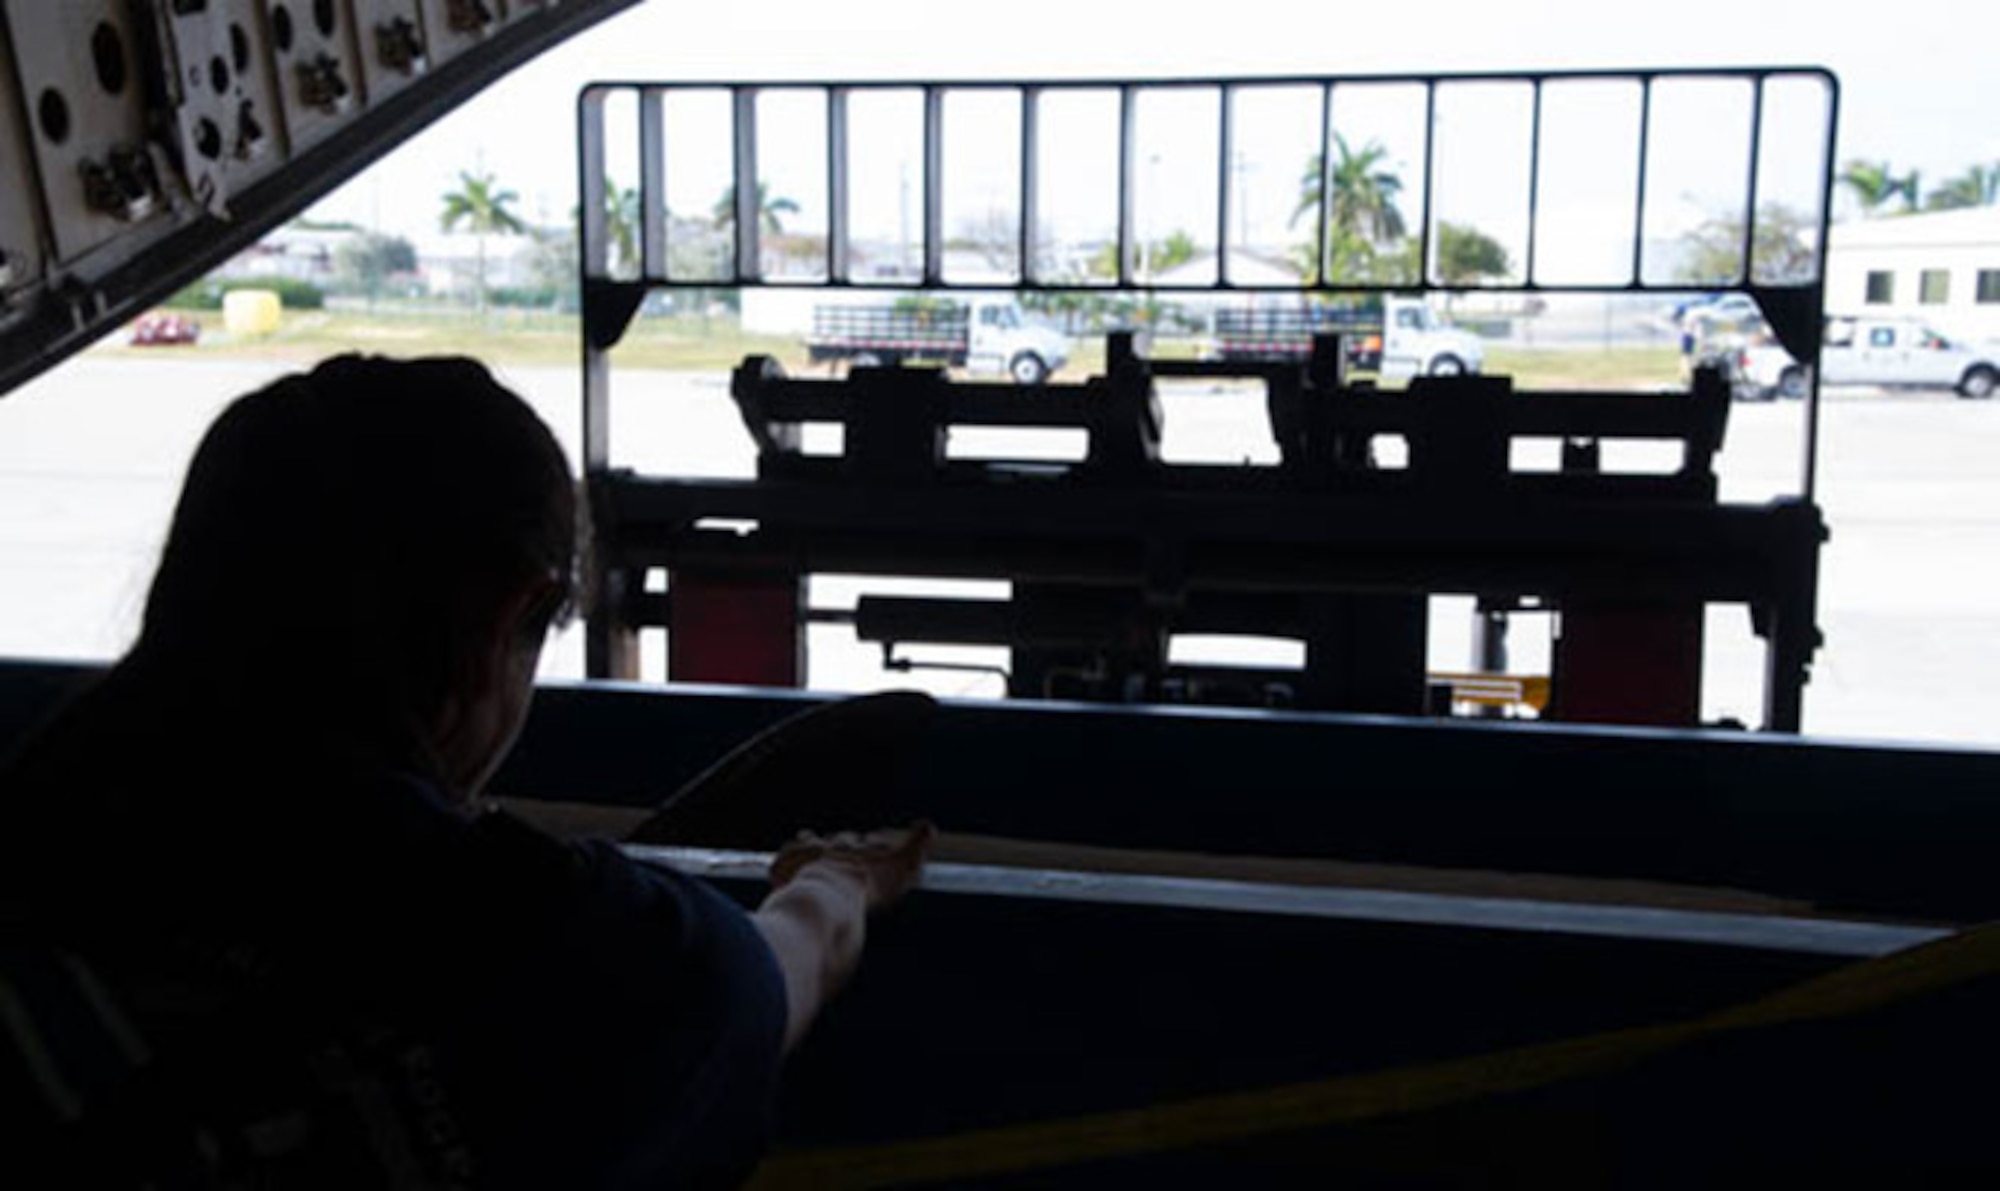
[578,68,1839,490]
[578,68,1837,297]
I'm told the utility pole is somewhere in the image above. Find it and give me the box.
[899,161,912,274]
[1234,151,1254,251]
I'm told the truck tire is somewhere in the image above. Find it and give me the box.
[1777,365,1809,401]
[1959,365,1998,400]
[1009,353,1049,385]
[1428,354,1466,377]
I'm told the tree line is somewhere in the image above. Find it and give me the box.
[446,138,1998,311]
[1838,159,2000,217]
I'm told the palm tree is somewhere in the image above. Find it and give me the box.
[1291,133,1408,243]
[602,178,640,277]
[1291,134,1408,283]
[1838,159,1919,218]
[439,170,527,313]
[711,182,801,236]
[1925,163,2000,211]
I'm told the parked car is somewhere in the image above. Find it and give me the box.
[127,311,200,347]
[1674,292,1763,327]
[1731,315,2000,401]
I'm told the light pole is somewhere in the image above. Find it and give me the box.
[898,160,913,276]
[1141,152,1161,279]
[1234,150,1255,262]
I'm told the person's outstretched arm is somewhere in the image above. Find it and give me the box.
[753,823,933,1053]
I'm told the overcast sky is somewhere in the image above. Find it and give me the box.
[309,0,2000,253]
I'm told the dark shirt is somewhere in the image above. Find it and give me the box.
[2,694,787,1190]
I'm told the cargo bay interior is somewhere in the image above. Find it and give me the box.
[2,3,1997,1183]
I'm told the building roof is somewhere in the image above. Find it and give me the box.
[1830,206,2000,250]
[1150,250,1305,287]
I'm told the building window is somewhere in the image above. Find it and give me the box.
[1920,269,1950,305]
[1979,270,2000,304]
[1864,271,1895,304]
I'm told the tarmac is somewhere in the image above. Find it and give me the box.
[1,353,1994,750]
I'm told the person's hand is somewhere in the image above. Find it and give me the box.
[769,821,935,911]
[756,822,936,1051]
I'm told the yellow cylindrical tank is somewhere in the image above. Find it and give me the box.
[221,288,282,336]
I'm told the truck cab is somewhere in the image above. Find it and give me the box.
[967,298,1071,384]
[1381,297,1486,380]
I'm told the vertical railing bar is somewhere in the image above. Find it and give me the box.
[1631,75,1653,287]
[578,90,610,284]
[1804,71,1840,501]
[1118,85,1137,288]
[1419,80,1437,290]
[732,87,760,285]
[1217,84,1235,286]
[1315,82,1333,287]
[828,86,850,283]
[924,86,945,285]
[577,87,610,476]
[1741,74,1766,286]
[1020,86,1038,285]
[1524,79,1543,286]
[638,88,666,282]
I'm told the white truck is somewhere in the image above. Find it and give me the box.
[1733,315,2000,401]
[1213,295,1485,380]
[806,298,1071,384]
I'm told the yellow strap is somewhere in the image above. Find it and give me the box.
[750,921,2000,1189]
[0,973,84,1122]
[59,952,151,1067]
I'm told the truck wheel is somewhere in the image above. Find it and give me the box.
[1777,365,1809,400]
[1009,353,1049,385]
[1428,354,1466,377]
[1959,366,1998,400]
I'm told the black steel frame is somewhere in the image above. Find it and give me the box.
[577,67,1840,732]
[576,68,1838,289]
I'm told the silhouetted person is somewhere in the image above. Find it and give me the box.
[1,355,925,1188]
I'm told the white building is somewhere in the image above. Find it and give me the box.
[215,225,351,283]
[216,224,545,299]
[405,228,544,299]
[1826,207,2000,343]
